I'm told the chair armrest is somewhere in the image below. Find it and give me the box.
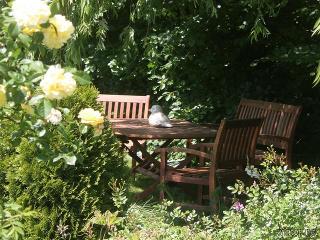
[189,143,214,150]
[258,134,290,149]
[259,134,290,142]
[155,147,212,160]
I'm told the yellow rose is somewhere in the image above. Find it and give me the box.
[0,85,7,107]
[21,104,35,115]
[42,15,75,49]
[78,108,104,133]
[22,26,40,35]
[11,0,51,34]
[40,65,77,100]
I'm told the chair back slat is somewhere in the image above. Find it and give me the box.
[212,118,263,169]
[236,99,302,146]
[126,103,131,118]
[97,94,150,119]
[119,102,125,118]
[113,102,119,119]
[138,103,143,118]
[132,103,137,119]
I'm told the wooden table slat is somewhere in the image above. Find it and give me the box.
[111,119,216,139]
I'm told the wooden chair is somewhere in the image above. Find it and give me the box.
[97,94,150,175]
[157,118,263,211]
[236,99,302,168]
[97,94,150,119]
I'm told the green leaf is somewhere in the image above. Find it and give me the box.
[72,71,92,85]
[32,32,44,42]
[80,125,88,134]
[12,89,25,103]
[8,22,20,38]
[313,61,320,86]
[18,33,31,47]
[40,22,50,28]
[53,154,77,165]
[65,155,77,165]
[29,61,45,73]
[0,63,9,78]
[29,95,44,105]
[38,129,46,137]
[43,99,52,117]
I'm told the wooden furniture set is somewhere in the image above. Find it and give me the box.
[98,94,301,209]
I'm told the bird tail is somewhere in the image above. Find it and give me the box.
[162,123,173,128]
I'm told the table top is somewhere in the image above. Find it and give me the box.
[110,119,217,140]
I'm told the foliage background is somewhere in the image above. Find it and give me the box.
[47,0,320,165]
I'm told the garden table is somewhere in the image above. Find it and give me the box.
[110,119,217,199]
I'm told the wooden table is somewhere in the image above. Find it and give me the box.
[110,119,217,198]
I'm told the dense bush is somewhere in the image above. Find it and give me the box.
[1,85,127,239]
[92,149,320,239]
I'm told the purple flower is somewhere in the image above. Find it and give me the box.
[232,201,244,212]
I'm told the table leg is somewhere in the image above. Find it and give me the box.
[131,139,173,171]
[126,139,173,200]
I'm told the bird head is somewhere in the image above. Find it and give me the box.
[150,105,163,113]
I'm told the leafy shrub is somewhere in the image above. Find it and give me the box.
[96,148,320,240]
[2,85,127,239]
[0,202,37,240]
[220,149,320,240]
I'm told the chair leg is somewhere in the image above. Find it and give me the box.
[131,144,137,180]
[159,149,167,202]
[197,185,203,205]
[132,159,136,179]
[197,146,206,205]
[160,189,165,201]
[285,145,293,169]
[208,173,217,212]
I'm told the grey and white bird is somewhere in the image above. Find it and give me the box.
[148,105,173,128]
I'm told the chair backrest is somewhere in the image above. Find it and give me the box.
[97,94,150,119]
[236,99,302,147]
[212,118,263,169]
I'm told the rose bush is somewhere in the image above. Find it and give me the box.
[0,1,127,239]
[0,0,105,166]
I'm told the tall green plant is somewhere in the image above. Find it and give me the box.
[3,85,127,240]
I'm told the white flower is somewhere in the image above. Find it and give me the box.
[245,165,260,179]
[42,15,75,49]
[40,65,76,100]
[11,0,51,34]
[46,108,62,125]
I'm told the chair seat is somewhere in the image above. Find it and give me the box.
[165,167,246,186]
[171,167,210,175]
